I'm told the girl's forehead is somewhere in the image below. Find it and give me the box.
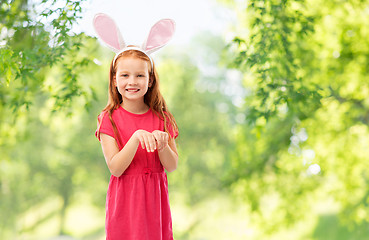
[115,57,149,72]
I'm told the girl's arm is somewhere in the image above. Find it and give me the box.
[153,130,178,172]
[100,130,157,177]
[158,138,178,172]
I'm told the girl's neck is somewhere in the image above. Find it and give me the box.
[121,100,149,114]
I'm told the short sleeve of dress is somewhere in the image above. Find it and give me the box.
[95,111,115,141]
[165,113,179,139]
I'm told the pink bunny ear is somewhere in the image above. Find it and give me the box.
[142,19,176,54]
[93,13,126,53]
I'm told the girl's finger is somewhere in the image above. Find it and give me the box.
[152,132,162,150]
[138,135,145,149]
[135,131,146,149]
[144,134,155,152]
[156,140,163,151]
[148,134,157,152]
[142,134,151,152]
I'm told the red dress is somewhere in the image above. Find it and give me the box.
[95,106,178,240]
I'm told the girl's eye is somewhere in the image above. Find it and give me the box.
[122,74,129,77]
[137,74,145,77]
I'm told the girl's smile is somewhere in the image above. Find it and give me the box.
[126,88,140,92]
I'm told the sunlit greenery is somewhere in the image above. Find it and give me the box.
[1,0,369,239]
[222,0,369,239]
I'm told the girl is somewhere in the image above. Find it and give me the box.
[93,14,179,240]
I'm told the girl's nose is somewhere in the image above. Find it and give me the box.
[127,76,138,84]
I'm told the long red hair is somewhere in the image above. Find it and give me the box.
[96,49,178,146]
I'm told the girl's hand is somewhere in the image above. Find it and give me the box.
[133,130,157,152]
[152,130,169,152]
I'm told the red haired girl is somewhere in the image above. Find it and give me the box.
[93,14,178,240]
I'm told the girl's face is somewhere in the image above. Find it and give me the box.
[114,56,151,104]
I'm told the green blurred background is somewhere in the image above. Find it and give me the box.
[1,0,369,239]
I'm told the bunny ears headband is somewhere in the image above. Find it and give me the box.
[93,13,176,69]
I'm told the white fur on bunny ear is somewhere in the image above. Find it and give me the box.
[93,13,126,53]
[142,19,176,54]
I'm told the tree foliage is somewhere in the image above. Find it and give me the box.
[223,0,369,238]
[0,0,93,113]
[0,0,101,237]
[228,0,322,123]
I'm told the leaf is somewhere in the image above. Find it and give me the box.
[6,67,12,86]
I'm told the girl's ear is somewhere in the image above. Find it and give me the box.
[93,13,126,53]
[141,19,176,55]
[148,77,153,87]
